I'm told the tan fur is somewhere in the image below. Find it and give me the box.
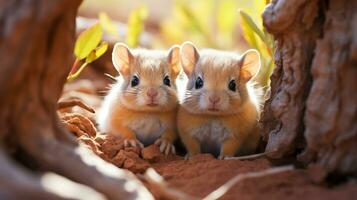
[98,43,180,152]
[177,42,262,158]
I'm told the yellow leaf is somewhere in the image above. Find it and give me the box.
[240,15,259,50]
[74,23,103,60]
[126,6,148,47]
[85,42,108,64]
[239,10,266,45]
[99,12,120,39]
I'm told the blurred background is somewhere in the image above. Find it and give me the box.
[75,0,273,87]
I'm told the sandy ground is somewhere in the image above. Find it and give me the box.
[59,78,357,200]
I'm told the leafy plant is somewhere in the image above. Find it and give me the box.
[126,6,148,47]
[99,12,120,40]
[160,0,246,49]
[68,5,149,81]
[68,23,108,81]
[239,8,274,87]
[160,0,274,87]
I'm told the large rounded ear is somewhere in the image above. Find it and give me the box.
[167,45,181,77]
[180,41,200,77]
[239,49,261,82]
[112,42,133,76]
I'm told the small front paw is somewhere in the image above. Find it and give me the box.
[155,138,176,155]
[184,152,198,160]
[218,154,234,160]
[124,139,144,148]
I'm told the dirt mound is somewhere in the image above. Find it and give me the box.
[58,79,357,200]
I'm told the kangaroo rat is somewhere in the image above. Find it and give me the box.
[177,42,262,159]
[97,43,181,154]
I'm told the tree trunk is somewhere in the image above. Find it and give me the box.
[261,0,357,174]
[0,0,153,199]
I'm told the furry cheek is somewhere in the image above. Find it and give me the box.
[119,93,138,109]
[136,90,148,106]
[218,96,230,111]
[198,94,209,110]
[156,89,168,105]
[226,94,242,112]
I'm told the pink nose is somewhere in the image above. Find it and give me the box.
[209,95,220,104]
[147,88,158,98]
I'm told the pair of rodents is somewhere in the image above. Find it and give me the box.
[97,42,262,159]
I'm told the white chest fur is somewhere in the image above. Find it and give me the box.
[192,120,233,155]
[128,116,165,146]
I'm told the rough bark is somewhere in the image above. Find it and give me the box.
[0,0,153,199]
[301,0,357,174]
[261,0,357,174]
[261,0,322,158]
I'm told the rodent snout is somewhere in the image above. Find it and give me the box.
[147,88,158,98]
[209,95,221,104]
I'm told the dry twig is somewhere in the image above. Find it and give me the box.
[224,150,277,161]
[57,99,95,113]
[202,165,294,200]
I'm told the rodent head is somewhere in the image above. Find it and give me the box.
[112,43,181,112]
[180,41,261,115]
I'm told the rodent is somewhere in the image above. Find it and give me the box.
[97,43,181,154]
[177,41,263,159]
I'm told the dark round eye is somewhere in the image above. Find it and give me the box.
[131,75,139,87]
[163,75,171,86]
[195,77,204,89]
[228,79,236,91]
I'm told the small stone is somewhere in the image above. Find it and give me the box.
[124,146,142,156]
[94,134,106,145]
[141,145,164,162]
[124,156,151,174]
[111,150,127,167]
[99,135,124,158]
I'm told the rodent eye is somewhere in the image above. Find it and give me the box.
[163,75,171,87]
[195,77,204,89]
[131,75,139,87]
[228,79,236,91]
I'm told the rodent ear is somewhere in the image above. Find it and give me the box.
[112,42,133,76]
[167,45,181,76]
[239,49,261,82]
[180,41,199,77]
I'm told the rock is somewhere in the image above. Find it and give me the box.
[125,146,142,156]
[123,156,151,174]
[100,135,124,158]
[141,145,164,162]
[112,150,127,168]
[111,149,150,173]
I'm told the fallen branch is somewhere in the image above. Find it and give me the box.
[224,150,277,161]
[202,165,294,200]
[58,99,95,113]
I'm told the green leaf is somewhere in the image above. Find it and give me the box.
[126,6,148,47]
[74,23,103,59]
[239,10,266,46]
[85,42,108,64]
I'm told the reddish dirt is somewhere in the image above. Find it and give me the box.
[59,79,357,200]
[152,156,357,200]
